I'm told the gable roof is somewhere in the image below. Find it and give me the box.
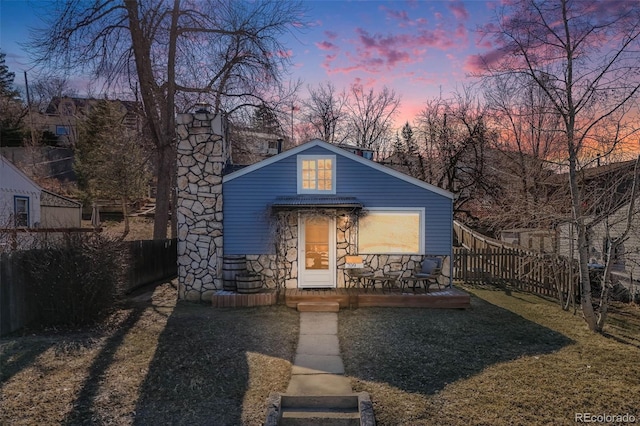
[41,190,82,207]
[0,155,41,196]
[223,139,454,200]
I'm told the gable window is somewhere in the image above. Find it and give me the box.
[358,208,425,254]
[14,196,29,227]
[297,155,336,194]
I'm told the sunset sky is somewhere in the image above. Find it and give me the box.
[0,0,497,126]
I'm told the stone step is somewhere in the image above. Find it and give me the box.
[281,394,359,409]
[280,408,360,426]
[264,392,375,426]
[297,301,340,312]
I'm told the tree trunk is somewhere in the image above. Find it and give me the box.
[153,143,172,240]
[125,0,171,240]
[166,0,179,239]
[597,245,614,332]
[120,197,130,242]
[567,134,597,331]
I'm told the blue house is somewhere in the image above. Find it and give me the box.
[222,139,454,289]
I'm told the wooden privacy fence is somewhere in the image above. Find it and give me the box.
[453,221,578,303]
[1,238,177,336]
[125,238,177,293]
[453,247,578,300]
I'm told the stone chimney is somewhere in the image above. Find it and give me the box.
[175,109,228,301]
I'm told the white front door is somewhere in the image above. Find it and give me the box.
[298,215,336,288]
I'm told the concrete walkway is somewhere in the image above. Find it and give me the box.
[286,312,353,395]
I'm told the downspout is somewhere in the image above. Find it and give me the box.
[449,194,457,287]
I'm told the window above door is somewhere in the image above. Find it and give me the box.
[297,155,336,194]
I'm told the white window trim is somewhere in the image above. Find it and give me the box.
[297,154,336,194]
[14,196,30,228]
[357,207,425,255]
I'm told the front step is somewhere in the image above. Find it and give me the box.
[265,393,375,426]
[297,301,340,312]
[281,408,360,426]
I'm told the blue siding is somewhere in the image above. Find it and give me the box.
[223,145,452,255]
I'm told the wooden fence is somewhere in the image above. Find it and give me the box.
[453,221,578,303]
[126,238,177,293]
[0,238,177,336]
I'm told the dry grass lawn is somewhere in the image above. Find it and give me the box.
[339,285,640,426]
[3,281,639,425]
[1,282,299,425]
[97,217,161,241]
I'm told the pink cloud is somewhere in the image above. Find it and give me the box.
[380,6,409,23]
[316,40,338,51]
[379,5,429,29]
[325,64,366,75]
[448,1,469,21]
[316,5,473,79]
[325,31,338,40]
[320,21,469,77]
[464,49,506,73]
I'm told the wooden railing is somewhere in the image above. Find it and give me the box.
[453,221,578,303]
[453,220,517,251]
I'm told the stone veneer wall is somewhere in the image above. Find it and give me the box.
[175,112,226,301]
[243,211,425,288]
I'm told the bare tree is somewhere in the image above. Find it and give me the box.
[481,73,565,229]
[30,0,305,239]
[478,0,640,331]
[415,89,497,219]
[301,81,348,144]
[346,84,400,152]
[30,76,78,113]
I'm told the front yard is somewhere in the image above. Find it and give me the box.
[0,282,299,425]
[339,286,640,425]
[1,282,639,425]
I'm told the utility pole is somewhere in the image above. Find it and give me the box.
[24,71,37,146]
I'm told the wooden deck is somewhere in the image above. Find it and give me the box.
[284,286,470,309]
[209,286,471,309]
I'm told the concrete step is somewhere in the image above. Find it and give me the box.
[264,392,375,426]
[280,407,360,426]
[280,394,362,426]
[281,394,359,409]
[297,301,340,312]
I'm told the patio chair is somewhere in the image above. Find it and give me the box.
[402,257,443,292]
[344,266,374,290]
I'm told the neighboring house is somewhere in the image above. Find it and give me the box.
[557,198,640,284]
[499,228,556,253]
[1,156,81,249]
[230,129,287,165]
[1,155,41,228]
[39,96,142,147]
[175,111,454,300]
[40,189,82,228]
